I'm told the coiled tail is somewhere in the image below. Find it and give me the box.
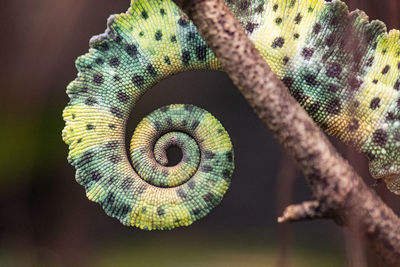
[62,1,234,230]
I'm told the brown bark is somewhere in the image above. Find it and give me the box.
[173,0,400,265]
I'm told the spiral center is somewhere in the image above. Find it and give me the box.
[165,145,183,167]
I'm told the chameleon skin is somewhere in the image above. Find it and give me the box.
[63,0,400,230]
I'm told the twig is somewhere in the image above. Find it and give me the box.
[173,0,400,265]
[278,201,327,223]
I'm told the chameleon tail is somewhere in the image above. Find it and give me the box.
[62,0,233,230]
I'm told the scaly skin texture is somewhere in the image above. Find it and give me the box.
[63,0,400,230]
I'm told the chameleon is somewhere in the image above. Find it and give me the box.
[63,0,400,230]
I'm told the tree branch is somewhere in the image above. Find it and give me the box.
[173,0,400,264]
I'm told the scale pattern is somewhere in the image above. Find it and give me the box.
[63,0,400,230]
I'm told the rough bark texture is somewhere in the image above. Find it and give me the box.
[173,0,400,265]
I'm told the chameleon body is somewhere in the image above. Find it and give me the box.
[63,0,400,230]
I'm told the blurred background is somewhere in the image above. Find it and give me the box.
[0,0,399,266]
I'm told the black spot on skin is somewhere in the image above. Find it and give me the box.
[348,119,359,131]
[255,4,264,13]
[160,8,166,16]
[294,13,302,24]
[126,44,138,57]
[171,35,177,42]
[191,120,200,130]
[313,23,322,34]
[386,112,395,121]
[239,0,250,10]
[370,97,381,110]
[196,45,207,61]
[182,50,191,65]
[348,76,362,91]
[326,62,342,78]
[245,22,258,33]
[121,178,132,190]
[188,180,195,190]
[155,30,163,41]
[283,57,289,65]
[98,43,109,51]
[282,77,294,88]
[81,87,89,93]
[139,31,144,37]
[93,73,104,84]
[308,102,321,115]
[302,48,314,60]
[164,56,171,65]
[85,97,97,106]
[109,57,120,67]
[154,121,162,131]
[366,57,374,67]
[91,171,102,182]
[275,17,283,25]
[134,184,147,195]
[292,89,307,102]
[118,204,131,217]
[203,192,217,204]
[72,114,76,119]
[204,151,215,159]
[382,65,390,74]
[77,151,93,167]
[184,104,193,112]
[111,107,124,118]
[271,37,285,48]
[103,192,115,206]
[177,188,187,199]
[321,52,332,63]
[328,84,339,92]
[157,207,165,216]
[110,155,122,164]
[394,81,400,91]
[86,124,95,130]
[146,64,157,77]
[191,209,200,216]
[178,18,189,27]
[95,58,104,65]
[305,74,318,86]
[326,34,336,47]
[132,75,144,87]
[114,75,121,82]
[373,79,378,84]
[222,169,231,180]
[109,124,116,130]
[187,32,197,42]
[293,33,300,39]
[373,129,388,146]
[117,91,130,103]
[201,165,213,173]
[106,141,119,150]
[226,151,233,162]
[166,117,173,126]
[273,4,278,11]
[141,11,148,19]
[326,98,342,115]
[114,36,122,44]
